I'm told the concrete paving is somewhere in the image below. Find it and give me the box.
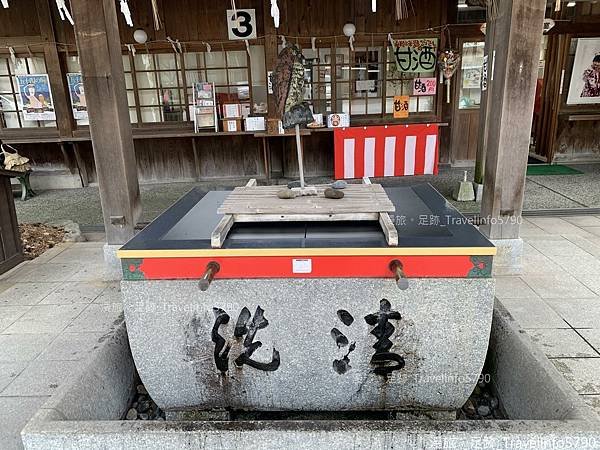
[495,216,600,417]
[0,242,122,450]
[1,216,600,448]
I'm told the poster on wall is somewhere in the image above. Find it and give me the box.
[67,73,88,120]
[391,38,438,73]
[393,95,410,119]
[413,77,437,96]
[462,68,482,89]
[16,74,56,121]
[567,38,600,105]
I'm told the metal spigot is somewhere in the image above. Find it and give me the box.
[199,261,220,291]
[389,260,409,290]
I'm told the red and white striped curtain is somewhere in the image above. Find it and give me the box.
[334,124,439,180]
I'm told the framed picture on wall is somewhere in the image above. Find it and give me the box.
[567,38,600,105]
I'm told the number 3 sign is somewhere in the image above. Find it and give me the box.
[226,9,257,40]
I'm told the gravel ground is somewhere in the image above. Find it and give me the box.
[13,163,600,227]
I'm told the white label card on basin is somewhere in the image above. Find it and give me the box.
[292,259,312,274]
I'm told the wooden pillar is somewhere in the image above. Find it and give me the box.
[70,0,141,244]
[35,0,74,137]
[479,0,545,241]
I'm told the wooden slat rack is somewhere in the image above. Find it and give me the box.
[211,178,398,248]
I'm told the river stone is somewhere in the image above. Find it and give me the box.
[331,180,348,190]
[277,188,297,199]
[126,408,138,420]
[477,405,491,417]
[324,188,344,199]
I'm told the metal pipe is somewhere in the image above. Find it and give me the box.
[389,260,409,290]
[199,261,220,291]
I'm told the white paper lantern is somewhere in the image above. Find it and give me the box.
[343,23,356,38]
[133,28,148,44]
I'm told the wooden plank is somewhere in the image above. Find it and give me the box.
[218,183,395,215]
[233,213,380,222]
[211,215,234,248]
[379,213,399,247]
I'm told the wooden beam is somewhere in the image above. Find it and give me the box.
[379,213,399,247]
[211,215,234,249]
[70,0,141,244]
[35,0,74,138]
[480,0,546,240]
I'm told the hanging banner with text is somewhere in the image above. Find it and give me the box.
[391,38,438,73]
[413,77,437,96]
[393,95,410,119]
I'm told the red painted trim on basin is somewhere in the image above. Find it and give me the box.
[130,255,485,280]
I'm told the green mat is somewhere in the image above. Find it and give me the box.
[526,164,583,176]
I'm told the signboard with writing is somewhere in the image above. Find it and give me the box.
[413,77,437,96]
[392,38,438,73]
[226,9,257,40]
[481,55,488,92]
[67,73,87,120]
[16,74,56,121]
[393,95,410,119]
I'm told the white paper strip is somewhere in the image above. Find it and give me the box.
[120,0,133,27]
[166,37,182,53]
[270,0,280,28]
[126,43,136,56]
[8,46,16,65]
[55,0,74,25]
[1,0,9,8]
